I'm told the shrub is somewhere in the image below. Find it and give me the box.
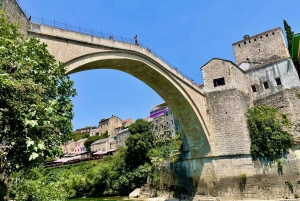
[239,173,247,192]
[277,159,284,175]
[247,106,294,161]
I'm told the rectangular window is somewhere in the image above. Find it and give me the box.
[275,77,282,86]
[263,82,269,89]
[213,77,225,87]
[251,85,257,92]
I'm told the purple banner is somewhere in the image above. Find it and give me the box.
[150,106,169,118]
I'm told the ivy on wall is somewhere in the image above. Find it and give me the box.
[247,105,294,161]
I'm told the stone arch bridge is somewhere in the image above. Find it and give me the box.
[29,22,215,159]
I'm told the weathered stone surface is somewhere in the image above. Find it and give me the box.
[0,0,28,36]
[4,3,300,198]
[254,88,300,142]
[232,27,290,65]
[201,59,248,93]
[129,188,141,198]
[205,89,251,155]
[28,24,213,159]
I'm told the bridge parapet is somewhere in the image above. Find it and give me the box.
[29,17,202,93]
[28,19,216,159]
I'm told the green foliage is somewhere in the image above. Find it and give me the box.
[283,20,294,56]
[239,173,247,192]
[148,132,183,160]
[71,132,90,142]
[147,132,183,191]
[11,148,148,199]
[84,131,108,151]
[101,130,108,139]
[84,135,102,152]
[126,119,154,170]
[0,9,76,199]
[295,193,299,199]
[247,105,294,161]
[287,181,294,193]
[277,159,284,175]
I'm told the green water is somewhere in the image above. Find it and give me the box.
[68,196,133,201]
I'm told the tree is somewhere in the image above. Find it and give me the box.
[0,9,76,199]
[247,105,294,161]
[84,131,108,152]
[84,136,101,152]
[125,119,154,170]
[283,20,294,56]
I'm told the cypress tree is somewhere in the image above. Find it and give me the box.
[283,20,294,56]
[283,20,300,77]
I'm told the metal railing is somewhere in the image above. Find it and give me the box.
[29,16,199,86]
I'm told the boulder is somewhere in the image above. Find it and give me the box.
[129,188,141,198]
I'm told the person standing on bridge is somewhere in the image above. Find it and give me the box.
[134,35,138,45]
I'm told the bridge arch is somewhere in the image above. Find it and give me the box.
[65,50,211,158]
[28,24,212,158]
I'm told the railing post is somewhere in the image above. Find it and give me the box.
[91,29,93,36]
[65,23,67,30]
[54,20,55,27]
[79,27,81,33]
[101,31,103,38]
[42,17,44,25]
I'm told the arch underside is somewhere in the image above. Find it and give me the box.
[66,52,211,158]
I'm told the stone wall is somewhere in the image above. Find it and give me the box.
[201,59,248,93]
[91,138,109,152]
[205,89,251,155]
[246,58,300,100]
[170,150,300,200]
[0,0,28,36]
[254,87,300,142]
[152,109,181,139]
[98,116,122,138]
[232,27,289,65]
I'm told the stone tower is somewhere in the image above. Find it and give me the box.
[232,27,290,65]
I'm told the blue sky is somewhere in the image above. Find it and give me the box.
[18,0,299,130]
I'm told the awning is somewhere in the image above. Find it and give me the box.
[93,150,107,155]
[107,149,116,153]
[54,155,81,163]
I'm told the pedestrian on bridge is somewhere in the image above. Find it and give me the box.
[134,35,138,45]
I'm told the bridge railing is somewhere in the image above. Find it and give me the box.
[29,16,200,86]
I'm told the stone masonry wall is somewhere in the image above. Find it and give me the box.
[202,59,248,93]
[254,87,300,142]
[0,0,28,36]
[232,27,289,65]
[205,89,251,155]
[170,150,300,200]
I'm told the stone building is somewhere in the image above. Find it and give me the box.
[62,140,75,155]
[114,128,130,147]
[122,118,134,128]
[74,138,87,155]
[151,103,181,139]
[91,138,109,152]
[201,27,300,156]
[98,115,122,137]
[202,28,299,98]
[75,126,97,134]
[113,118,135,148]
[90,128,98,136]
[232,27,290,65]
